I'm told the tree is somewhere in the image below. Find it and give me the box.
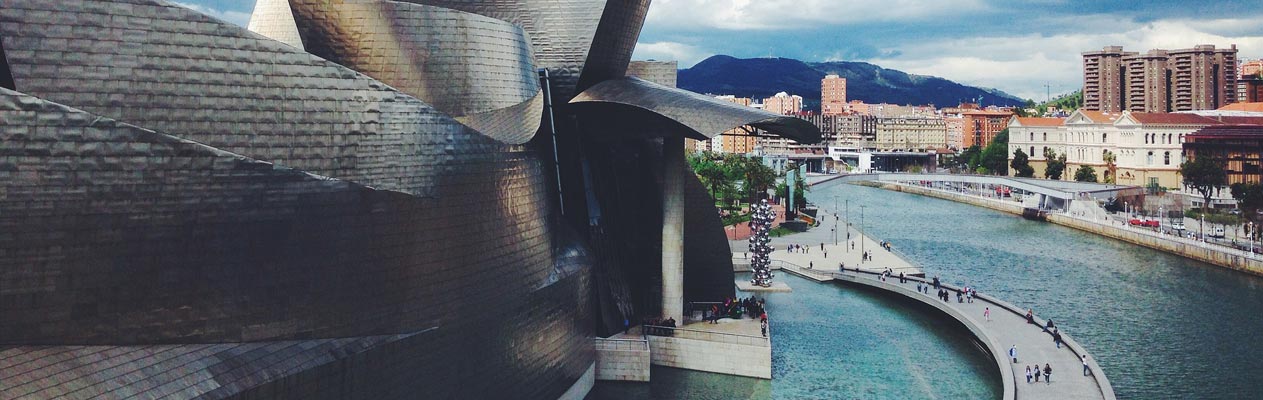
[741,157,777,204]
[1010,148,1034,178]
[1181,155,1226,217]
[1073,165,1098,182]
[1043,148,1067,180]
[1231,182,1263,241]
[776,171,808,209]
[1102,150,1117,184]
[959,145,983,172]
[978,129,1009,175]
[688,151,726,201]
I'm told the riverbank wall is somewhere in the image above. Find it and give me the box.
[864,181,1263,277]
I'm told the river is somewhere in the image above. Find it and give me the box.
[589,182,1263,399]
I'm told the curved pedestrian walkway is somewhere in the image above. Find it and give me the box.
[771,261,1115,400]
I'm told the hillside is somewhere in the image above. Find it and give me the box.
[677,55,1025,109]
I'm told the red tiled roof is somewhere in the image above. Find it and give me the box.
[1077,110,1123,123]
[1015,117,1065,127]
[1218,102,1263,112]
[1129,112,1218,125]
[962,110,1013,116]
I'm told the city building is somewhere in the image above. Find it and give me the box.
[1243,60,1263,77]
[763,91,804,115]
[821,74,848,115]
[1083,46,1134,112]
[963,110,1014,148]
[1007,117,1067,178]
[0,1,820,398]
[875,116,948,151]
[945,116,965,150]
[1083,45,1239,113]
[1184,124,1263,186]
[1008,109,1263,188]
[715,95,759,153]
[1240,75,1263,103]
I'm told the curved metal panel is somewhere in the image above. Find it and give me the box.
[0,1,594,397]
[570,77,823,143]
[248,0,305,49]
[398,0,607,100]
[574,0,651,92]
[289,0,542,144]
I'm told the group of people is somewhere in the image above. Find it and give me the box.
[642,317,677,336]
[786,244,810,254]
[705,296,765,324]
[1025,363,1054,384]
[878,240,893,251]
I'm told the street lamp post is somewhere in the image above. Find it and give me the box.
[860,205,866,263]
[845,199,850,252]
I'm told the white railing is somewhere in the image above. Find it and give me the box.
[595,337,649,352]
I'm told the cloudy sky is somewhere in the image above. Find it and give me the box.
[180,0,1263,101]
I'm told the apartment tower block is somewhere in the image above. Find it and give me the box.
[821,74,848,115]
[1083,45,1238,113]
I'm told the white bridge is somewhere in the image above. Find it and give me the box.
[814,173,1143,212]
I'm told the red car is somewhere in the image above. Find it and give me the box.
[1129,219,1143,226]
[1144,220,1160,228]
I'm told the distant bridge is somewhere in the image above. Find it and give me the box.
[811,173,1143,210]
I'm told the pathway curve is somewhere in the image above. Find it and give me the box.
[766,259,1115,400]
[733,207,1114,400]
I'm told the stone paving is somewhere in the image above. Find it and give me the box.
[731,205,924,277]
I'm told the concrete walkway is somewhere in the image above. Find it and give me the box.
[731,205,924,277]
[735,218,1113,400]
[770,260,1114,400]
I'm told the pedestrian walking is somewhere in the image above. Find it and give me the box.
[623,318,630,335]
[760,318,768,337]
[1034,365,1041,382]
[1025,365,1033,383]
[1082,355,1090,376]
[820,242,824,252]
[1009,345,1017,363]
[808,261,813,269]
[1053,330,1062,349]
[1043,363,1052,384]
[984,307,991,321]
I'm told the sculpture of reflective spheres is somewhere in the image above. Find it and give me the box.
[0,1,818,398]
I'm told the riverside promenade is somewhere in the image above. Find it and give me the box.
[734,217,1114,400]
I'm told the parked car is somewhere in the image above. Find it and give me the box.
[1210,227,1227,238]
[1171,222,1186,231]
[1144,220,1160,228]
[1129,219,1144,226]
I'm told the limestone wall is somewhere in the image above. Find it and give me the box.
[646,333,772,379]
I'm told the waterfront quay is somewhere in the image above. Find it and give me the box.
[866,176,1263,277]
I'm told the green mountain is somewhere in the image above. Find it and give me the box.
[677,55,1025,109]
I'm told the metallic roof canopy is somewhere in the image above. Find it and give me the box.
[569,77,822,144]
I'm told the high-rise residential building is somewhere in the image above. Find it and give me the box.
[1168,45,1238,111]
[962,110,1014,148]
[821,74,847,115]
[1083,46,1134,112]
[763,92,803,115]
[1083,45,1238,113]
[1123,50,1169,113]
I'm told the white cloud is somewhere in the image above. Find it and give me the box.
[172,1,251,27]
[645,0,986,30]
[632,41,714,67]
[865,17,1263,101]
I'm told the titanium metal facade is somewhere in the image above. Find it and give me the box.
[0,0,819,398]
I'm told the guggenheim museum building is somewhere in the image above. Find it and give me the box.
[0,0,818,398]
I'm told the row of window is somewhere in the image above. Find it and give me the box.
[1020,146,1176,166]
[1024,131,1186,144]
